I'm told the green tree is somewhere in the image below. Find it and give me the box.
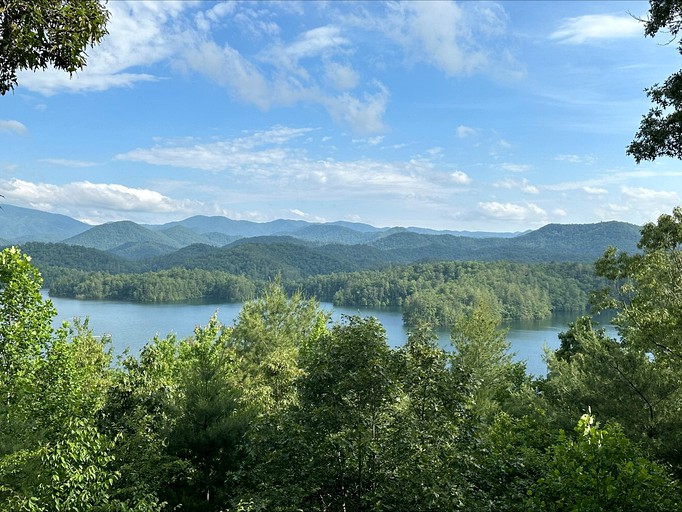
[543,208,682,474]
[628,1,682,162]
[450,301,528,422]
[0,247,159,510]
[100,333,185,509]
[382,325,473,510]
[0,0,110,94]
[167,316,248,511]
[288,316,395,511]
[229,279,329,410]
[0,247,55,404]
[527,413,680,511]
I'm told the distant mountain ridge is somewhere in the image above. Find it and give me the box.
[0,204,89,242]
[1,204,642,268]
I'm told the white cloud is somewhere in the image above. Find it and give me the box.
[0,120,27,135]
[182,31,386,132]
[285,25,349,61]
[555,153,595,164]
[324,83,389,134]
[477,201,547,221]
[582,186,608,195]
[183,40,273,109]
[353,136,385,146]
[621,186,679,202]
[550,14,642,45]
[555,154,581,163]
[39,158,97,168]
[381,1,488,75]
[18,1,188,95]
[450,171,472,185]
[117,126,312,172]
[1,178,198,223]
[286,208,327,222]
[495,178,539,194]
[499,162,531,173]
[324,61,359,90]
[456,125,476,138]
[115,126,469,205]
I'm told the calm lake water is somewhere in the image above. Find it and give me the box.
[47,295,616,377]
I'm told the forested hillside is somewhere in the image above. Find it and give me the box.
[0,204,640,264]
[14,215,633,329]
[1,207,681,510]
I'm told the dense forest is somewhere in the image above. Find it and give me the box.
[1,208,682,510]
[42,260,604,328]
[3,213,637,329]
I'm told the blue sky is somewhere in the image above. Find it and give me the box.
[1,0,681,231]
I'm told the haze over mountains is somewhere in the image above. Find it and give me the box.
[1,204,642,267]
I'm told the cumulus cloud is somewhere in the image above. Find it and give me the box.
[583,186,608,195]
[1,178,199,223]
[380,1,489,75]
[495,178,539,194]
[182,31,387,132]
[450,171,472,185]
[0,120,27,134]
[12,1,517,132]
[477,201,547,221]
[19,1,188,95]
[550,14,642,44]
[324,83,389,133]
[621,186,679,202]
[456,125,476,138]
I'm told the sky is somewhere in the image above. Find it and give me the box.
[1,0,682,232]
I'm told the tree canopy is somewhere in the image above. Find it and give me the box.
[0,0,109,95]
[628,0,682,162]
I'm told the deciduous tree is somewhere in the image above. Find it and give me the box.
[0,0,110,94]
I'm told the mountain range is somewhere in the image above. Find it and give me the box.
[1,204,643,268]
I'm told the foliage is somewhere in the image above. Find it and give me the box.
[0,247,55,393]
[3,231,682,509]
[229,279,329,409]
[628,0,682,162]
[543,207,682,476]
[527,413,680,511]
[49,267,256,303]
[0,0,110,94]
[0,247,161,511]
[451,301,529,422]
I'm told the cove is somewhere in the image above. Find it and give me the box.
[47,295,615,377]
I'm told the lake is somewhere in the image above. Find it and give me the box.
[47,295,616,377]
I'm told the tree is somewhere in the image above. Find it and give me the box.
[527,413,680,511]
[167,316,248,511]
[450,301,528,422]
[627,0,682,162]
[286,315,395,511]
[0,0,110,95]
[382,325,473,511]
[229,279,329,410]
[0,247,160,510]
[0,247,55,393]
[543,207,682,475]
